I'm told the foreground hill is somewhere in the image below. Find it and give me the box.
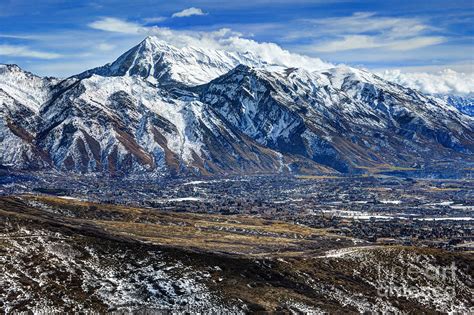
[1,36,473,176]
[1,195,472,313]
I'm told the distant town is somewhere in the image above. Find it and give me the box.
[2,171,472,252]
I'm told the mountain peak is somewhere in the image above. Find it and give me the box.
[0,64,38,77]
[0,64,21,72]
[137,35,181,55]
[77,37,269,86]
[0,63,57,112]
[140,35,171,47]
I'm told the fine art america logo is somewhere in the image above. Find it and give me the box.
[359,254,459,298]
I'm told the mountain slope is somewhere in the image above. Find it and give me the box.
[0,37,472,176]
[0,65,57,168]
[0,64,328,175]
[2,195,473,313]
[197,65,474,172]
[436,94,474,116]
[38,74,327,175]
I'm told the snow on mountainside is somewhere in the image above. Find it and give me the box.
[38,73,312,175]
[198,65,474,172]
[78,36,269,86]
[0,64,57,112]
[435,94,474,117]
[0,37,473,176]
[0,65,58,168]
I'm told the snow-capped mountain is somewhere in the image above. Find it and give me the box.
[0,64,58,168]
[435,94,474,116]
[77,36,269,86]
[198,65,473,172]
[1,37,473,176]
[36,73,318,176]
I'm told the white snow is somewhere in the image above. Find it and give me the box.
[156,197,203,203]
[416,217,473,221]
[380,200,402,204]
[0,64,56,112]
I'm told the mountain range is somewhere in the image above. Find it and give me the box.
[1,36,473,176]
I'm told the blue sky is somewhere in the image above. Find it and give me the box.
[0,0,473,80]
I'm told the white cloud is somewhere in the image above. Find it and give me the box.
[386,36,445,51]
[218,33,332,71]
[0,34,37,40]
[143,16,167,24]
[97,43,115,51]
[0,44,62,59]
[314,35,445,52]
[381,69,474,95]
[307,12,444,52]
[305,12,432,37]
[147,27,332,70]
[88,17,144,34]
[172,7,207,18]
[85,18,332,71]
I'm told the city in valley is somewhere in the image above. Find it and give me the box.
[2,170,473,251]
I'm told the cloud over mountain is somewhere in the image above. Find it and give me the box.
[0,44,62,59]
[172,7,207,18]
[381,69,474,95]
[88,17,146,34]
[86,17,333,71]
[306,12,445,52]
